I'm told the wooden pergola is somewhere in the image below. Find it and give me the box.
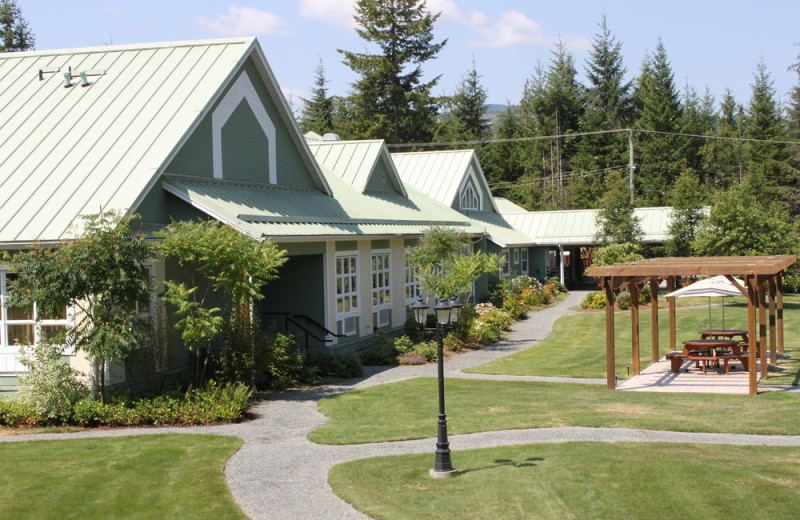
[586,255,797,395]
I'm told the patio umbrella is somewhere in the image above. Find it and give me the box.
[665,275,745,328]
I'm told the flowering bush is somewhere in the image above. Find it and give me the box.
[580,292,607,309]
[469,304,513,343]
[398,352,426,365]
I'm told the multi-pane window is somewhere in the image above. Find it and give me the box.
[1,271,71,365]
[335,253,358,335]
[372,251,391,328]
[460,182,480,211]
[520,249,529,274]
[404,251,421,303]
[499,249,509,277]
[513,248,520,265]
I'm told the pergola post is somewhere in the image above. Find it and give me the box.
[746,274,758,395]
[630,283,641,375]
[603,276,616,390]
[649,277,659,362]
[777,272,785,354]
[667,276,677,351]
[768,277,777,364]
[758,276,768,381]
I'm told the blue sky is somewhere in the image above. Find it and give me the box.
[21,1,800,114]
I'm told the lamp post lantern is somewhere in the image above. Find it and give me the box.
[414,295,460,478]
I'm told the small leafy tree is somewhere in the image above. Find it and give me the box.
[665,168,707,256]
[592,242,644,267]
[594,169,643,245]
[692,174,798,257]
[157,220,287,385]
[407,227,500,302]
[8,212,153,401]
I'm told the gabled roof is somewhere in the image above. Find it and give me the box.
[391,149,498,212]
[0,38,330,245]
[499,207,677,246]
[163,172,482,241]
[306,137,407,196]
[493,197,529,214]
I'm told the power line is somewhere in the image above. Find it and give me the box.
[385,128,800,149]
[487,166,628,188]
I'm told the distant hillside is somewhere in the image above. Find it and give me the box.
[484,103,519,128]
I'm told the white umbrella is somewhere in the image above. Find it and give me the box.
[665,275,746,328]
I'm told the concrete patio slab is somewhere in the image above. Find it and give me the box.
[618,356,758,394]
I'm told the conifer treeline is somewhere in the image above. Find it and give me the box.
[299,4,800,214]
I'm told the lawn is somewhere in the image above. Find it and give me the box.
[311,378,800,444]
[329,442,800,520]
[466,295,800,384]
[0,434,246,520]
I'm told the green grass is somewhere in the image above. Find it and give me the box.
[329,442,800,520]
[466,296,800,384]
[311,378,800,444]
[0,434,246,520]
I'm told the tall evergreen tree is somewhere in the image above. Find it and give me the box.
[678,85,715,172]
[633,39,683,205]
[299,61,334,136]
[436,58,491,143]
[338,0,446,144]
[700,90,745,187]
[788,49,800,138]
[0,0,34,52]
[480,105,528,203]
[571,16,632,208]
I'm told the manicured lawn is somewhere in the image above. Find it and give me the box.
[311,378,800,444]
[0,435,246,520]
[466,295,800,384]
[329,442,800,520]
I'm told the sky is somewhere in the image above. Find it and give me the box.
[19,1,800,114]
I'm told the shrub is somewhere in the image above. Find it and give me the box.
[256,333,304,390]
[615,291,632,310]
[469,305,512,344]
[413,341,438,362]
[502,295,527,320]
[443,332,464,351]
[783,276,800,293]
[638,284,652,304]
[304,350,363,380]
[545,276,567,294]
[16,341,90,422]
[451,304,477,342]
[580,292,607,309]
[359,332,398,365]
[403,313,424,342]
[394,335,414,355]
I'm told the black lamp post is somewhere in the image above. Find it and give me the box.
[411,295,461,478]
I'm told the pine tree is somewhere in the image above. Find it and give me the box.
[299,61,334,136]
[0,0,34,52]
[572,16,632,208]
[480,105,528,203]
[678,85,715,172]
[665,168,707,256]
[788,49,800,138]
[700,90,745,187]
[338,0,446,144]
[633,40,683,205]
[436,59,491,143]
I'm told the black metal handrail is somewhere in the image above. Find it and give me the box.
[261,312,344,352]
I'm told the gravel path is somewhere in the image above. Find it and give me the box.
[5,290,800,520]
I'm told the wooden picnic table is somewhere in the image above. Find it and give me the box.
[682,339,742,355]
[671,339,749,375]
[699,329,749,343]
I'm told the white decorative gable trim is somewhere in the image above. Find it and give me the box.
[211,72,277,183]
[458,164,483,211]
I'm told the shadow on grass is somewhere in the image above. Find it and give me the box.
[458,457,545,475]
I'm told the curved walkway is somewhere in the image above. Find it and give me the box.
[5,291,800,520]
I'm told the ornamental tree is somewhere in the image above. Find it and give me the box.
[407,226,500,303]
[8,211,153,401]
[157,220,287,385]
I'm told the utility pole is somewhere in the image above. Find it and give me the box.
[627,129,635,205]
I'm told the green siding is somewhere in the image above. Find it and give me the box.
[165,115,214,178]
[365,159,396,192]
[221,100,270,183]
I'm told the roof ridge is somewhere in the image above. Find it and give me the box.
[162,173,324,194]
[0,38,255,59]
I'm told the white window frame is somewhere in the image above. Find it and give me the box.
[499,249,510,277]
[404,249,421,304]
[460,181,480,211]
[335,252,359,336]
[520,249,529,274]
[513,248,520,265]
[371,250,391,328]
[1,271,73,370]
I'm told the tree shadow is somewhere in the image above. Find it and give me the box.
[457,457,544,475]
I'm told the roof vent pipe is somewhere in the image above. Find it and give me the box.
[63,72,72,88]
[79,72,90,87]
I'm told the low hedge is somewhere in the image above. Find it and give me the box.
[0,381,252,428]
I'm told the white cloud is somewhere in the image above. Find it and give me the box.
[466,10,548,49]
[281,86,307,114]
[196,6,290,37]
[297,0,356,29]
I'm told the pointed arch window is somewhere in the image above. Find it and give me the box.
[460,181,480,211]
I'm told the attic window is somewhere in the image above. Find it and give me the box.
[461,182,480,211]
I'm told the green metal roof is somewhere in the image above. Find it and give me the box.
[499,206,680,246]
[0,38,330,245]
[163,172,483,241]
[462,210,536,248]
[306,138,407,196]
